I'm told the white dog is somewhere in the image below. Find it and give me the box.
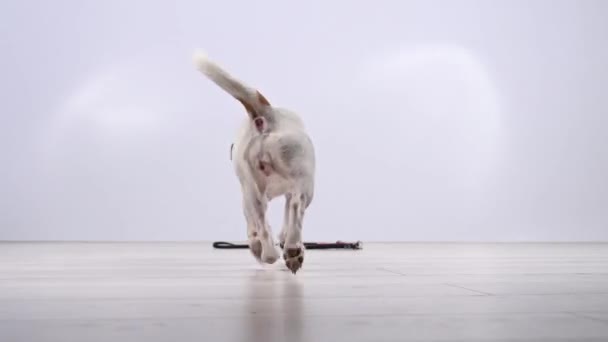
[193,52,315,273]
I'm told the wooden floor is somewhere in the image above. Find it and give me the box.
[1,242,608,342]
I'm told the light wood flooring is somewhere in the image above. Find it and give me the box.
[1,242,608,341]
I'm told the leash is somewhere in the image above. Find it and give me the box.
[213,241,363,250]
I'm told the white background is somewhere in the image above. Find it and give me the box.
[1,0,607,241]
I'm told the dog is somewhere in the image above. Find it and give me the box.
[193,52,315,274]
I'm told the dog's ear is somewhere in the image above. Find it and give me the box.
[237,91,271,120]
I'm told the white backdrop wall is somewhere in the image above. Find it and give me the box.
[1,0,607,241]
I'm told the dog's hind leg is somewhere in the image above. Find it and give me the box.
[278,197,289,248]
[243,204,262,261]
[282,192,309,274]
[243,187,279,264]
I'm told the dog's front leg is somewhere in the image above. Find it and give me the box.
[243,187,279,264]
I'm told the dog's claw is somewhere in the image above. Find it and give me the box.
[286,260,300,274]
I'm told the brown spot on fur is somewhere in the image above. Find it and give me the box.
[237,92,269,120]
[252,231,257,237]
[298,256,304,264]
[262,230,269,239]
[250,239,262,259]
[237,97,258,118]
[257,91,270,106]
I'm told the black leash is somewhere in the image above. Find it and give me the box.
[213,241,362,250]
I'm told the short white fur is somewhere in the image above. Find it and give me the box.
[194,51,315,273]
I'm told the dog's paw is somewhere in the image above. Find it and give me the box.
[283,244,305,274]
[261,244,280,264]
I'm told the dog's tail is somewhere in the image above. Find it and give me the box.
[193,50,271,120]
